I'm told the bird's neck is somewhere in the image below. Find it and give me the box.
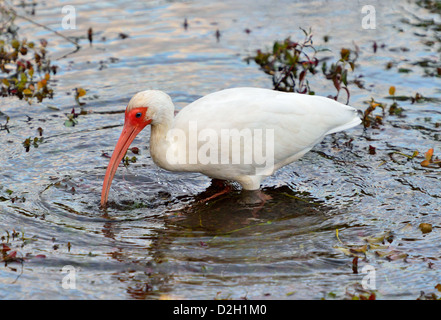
[149,110,175,171]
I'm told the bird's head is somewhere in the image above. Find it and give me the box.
[100,90,173,207]
[125,89,174,126]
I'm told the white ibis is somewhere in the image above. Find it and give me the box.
[100,87,361,206]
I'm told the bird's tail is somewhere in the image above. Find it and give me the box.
[326,108,361,135]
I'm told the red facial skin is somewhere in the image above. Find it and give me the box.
[100,107,150,207]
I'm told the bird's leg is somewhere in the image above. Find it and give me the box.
[240,189,272,205]
[198,179,232,203]
[239,190,272,217]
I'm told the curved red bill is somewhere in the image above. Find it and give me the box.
[100,119,150,207]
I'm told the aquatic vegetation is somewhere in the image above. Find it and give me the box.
[417,287,441,300]
[323,283,377,300]
[420,148,441,168]
[22,136,43,152]
[123,155,137,167]
[361,98,385,129]
[0,187,26,203]
[321,47,359,102]
[248,29,360,102]
[333,224,439,300]
[247,28,320,94]
[74,87,87,106]
[0,229,30,271]
[0,187,13,202]
[387,86,403,116]
[1,244,22,265]
[88,27,93,46]
[417,0,441,13]
[64,111,78,127]
[0,115,9,133]
[62,89,88,126]
[362,87,434,130]
[0,0,439,301]
[0,7,57,104]
[118,33,129,40]
[400,1,441,77]
[419,223,433,234]
[345,284,377,300]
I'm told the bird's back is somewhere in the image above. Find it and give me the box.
[169,87,360,186]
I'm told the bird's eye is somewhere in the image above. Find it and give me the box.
[135,112,142,118]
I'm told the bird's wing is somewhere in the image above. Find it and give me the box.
[173,87,360,173]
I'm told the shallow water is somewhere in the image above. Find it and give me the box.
[0,0,440,299]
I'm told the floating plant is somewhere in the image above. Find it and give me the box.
[0,7,57,104]
[246,28,320,94]
[248,28,360,103]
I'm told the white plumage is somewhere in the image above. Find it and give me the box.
[101,87,361,205]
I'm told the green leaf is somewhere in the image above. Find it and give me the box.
[342,69,348,86]
[20,72,27,83]
[273,42,280,54]
[11,39,20,50]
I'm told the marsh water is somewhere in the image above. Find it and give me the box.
[0,0,440,299]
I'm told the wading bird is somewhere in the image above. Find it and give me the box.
[100,87,360,206]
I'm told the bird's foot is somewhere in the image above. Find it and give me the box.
[240,189,272,205]
[239,190,272,216]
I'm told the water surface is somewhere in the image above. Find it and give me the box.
[0,0,440,299]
